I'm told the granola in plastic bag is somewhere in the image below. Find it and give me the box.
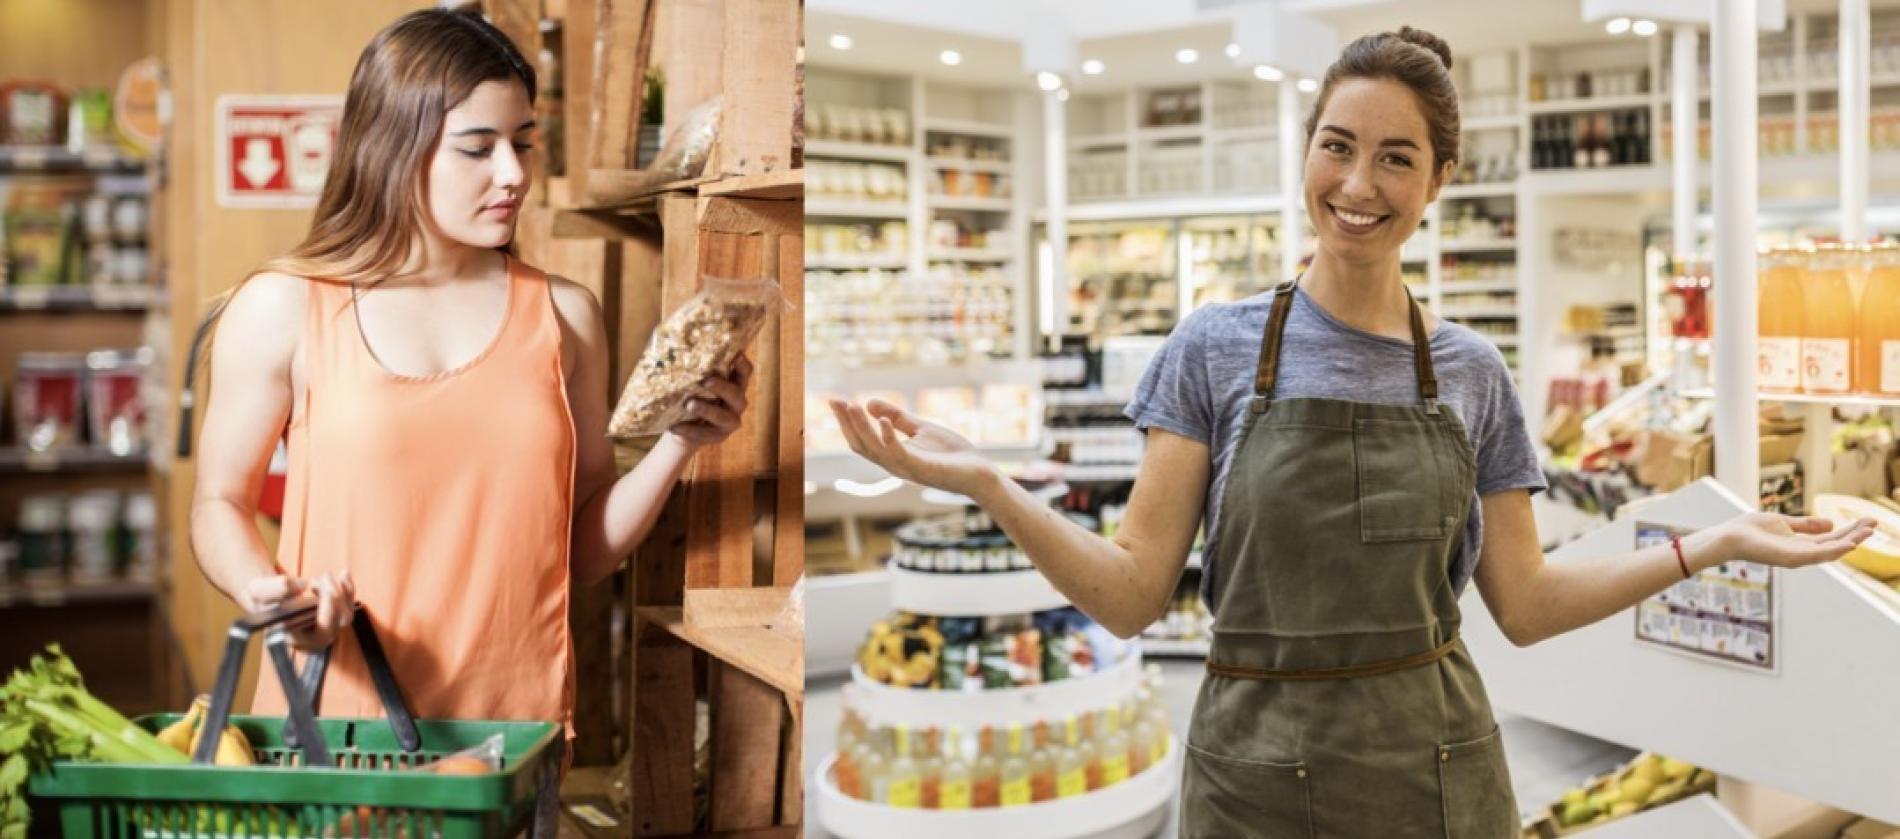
[608,277,781,438]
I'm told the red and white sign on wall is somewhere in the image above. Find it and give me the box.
[214,95,344,208]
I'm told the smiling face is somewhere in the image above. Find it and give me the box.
[425,79,536,250]
[1303,77,1451,269]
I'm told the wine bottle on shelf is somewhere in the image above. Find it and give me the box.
[1592,114,1612,167]
[920,727,945,809]
[1531,118,1547,169]
[888,725,922,808]
[972,726,1001,808]
[1571,115,1589,169]
[1030,721,1059,802]
[1634,109,1652,164]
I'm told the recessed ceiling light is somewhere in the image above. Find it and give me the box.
[1297,77,1319,94]
[1254,64,1284,82]
[1632,19,1658,36]
[1606,17,1631,35]
[828,34,853,50]
[1082,59,1105,75]
[1225,43,1240,58]
[940,49,962,66]
[1036,71,1063,92]
[1177,48,1199,64]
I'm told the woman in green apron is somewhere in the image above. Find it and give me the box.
[829,25,1874,839]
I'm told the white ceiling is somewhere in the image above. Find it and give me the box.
[806,0,1857,93]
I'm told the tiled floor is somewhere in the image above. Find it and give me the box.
[804,658,1636,837]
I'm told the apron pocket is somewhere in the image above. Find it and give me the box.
[1354,418,1451,543]
[1182,742,1314,839]
[1436,726,1517,839]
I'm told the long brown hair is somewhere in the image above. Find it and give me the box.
[1303,25,1460,172]
[178,9,535,456]
[266,8,536,281]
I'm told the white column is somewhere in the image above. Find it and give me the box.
[1842,0,1871,242]
[1712,0,1762,504]
[1279,77,1303,283]
[1673,25,1699,258]
[1042,89,1068,347]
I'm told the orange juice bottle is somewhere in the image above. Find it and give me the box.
[1859,244,1900,394]
[1758,247,1806,393]
[1803,244,1858,394]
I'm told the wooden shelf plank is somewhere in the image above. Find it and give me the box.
[635,605,802,698]
[699,169,802,200]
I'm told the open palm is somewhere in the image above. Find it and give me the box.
[828,398,997,496]
[1722,512,1876,569]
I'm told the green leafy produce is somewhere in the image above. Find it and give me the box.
[0,644,187,837]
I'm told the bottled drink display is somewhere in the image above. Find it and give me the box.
[1531,108,1650,170]
[1748,243,1900,398]
[1859,245,1900,395]
[1802,245,1858,394]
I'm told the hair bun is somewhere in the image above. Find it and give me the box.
[1395,26,1453,71]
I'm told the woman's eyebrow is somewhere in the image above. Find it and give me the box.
[448,120,539,138]
[1319,125,1419,150]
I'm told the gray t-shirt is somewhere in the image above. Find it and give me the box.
[1125,286,1547,609]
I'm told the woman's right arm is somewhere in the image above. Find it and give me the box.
[189,273,352,645]
[830,399,1209,638]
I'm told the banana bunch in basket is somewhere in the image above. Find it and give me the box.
[154,696,256,766]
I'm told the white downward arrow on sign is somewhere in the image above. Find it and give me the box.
[238,138,281,187]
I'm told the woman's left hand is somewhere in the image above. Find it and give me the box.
[1712,512,1877,569]
[665,355,753,450]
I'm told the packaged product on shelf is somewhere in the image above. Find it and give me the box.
[67,490,121,582]
[2,185,74,287]
[66,88,114,152]
[609,277,780,437]
[1,81,67,145]
[123,491,157,581]
[85,348,151,456]
[15,352,86,451]
[1003,625,1043,686]
[16,493,67,585]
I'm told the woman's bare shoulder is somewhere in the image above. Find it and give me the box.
[213,271,311,365]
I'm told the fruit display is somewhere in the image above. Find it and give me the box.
[1529,752,1717,835]
[830,667,1172,809]
[1814,494,1900,586]
[856,608,1126,691]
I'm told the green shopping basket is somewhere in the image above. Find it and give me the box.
[26,597,564,838]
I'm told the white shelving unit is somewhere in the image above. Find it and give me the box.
[887,567,1071,617]
[1464,479,1900,826]
[815,747,1178,839]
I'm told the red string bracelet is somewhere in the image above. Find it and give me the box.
[1670,534,1692,579]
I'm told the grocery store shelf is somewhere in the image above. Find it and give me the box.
[814,743,1177,839]
[1462,115,1523,132]
[926,248,1013,262]
[0,145,145,174]
[1522,165,1669,196]
[1439,238,1518,254]
[927,156,1011,174]
[1439,182,1517,200]
[1134,125,1203,143]
[888,566,1069,617]
[0,578,158,609]
[699,168,802,200]
[807,140,916,163]
[1679,388,1900,409]
[1465,478,1900,825]
[1524,93,1655,115]
[0,285,157,312]
[923,118,1014,139]
[1068,132,1132,149]
[808,254,909,270]
[807,200,910,219]
[1040,194,1285,222]
[635,605,802,697]
[1441,306,1519,319]
[845,647,1145,732]
[0,446,150,474]
[927,196,1013,212]
[1439,279,1519,294]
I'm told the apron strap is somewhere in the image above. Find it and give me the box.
[1206,635,1461,682]
[1250,278,1441,414]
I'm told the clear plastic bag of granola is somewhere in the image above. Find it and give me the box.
[650,95,721,182]
[608,277,783,438]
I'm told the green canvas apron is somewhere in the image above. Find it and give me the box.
[1179,280,1517,838]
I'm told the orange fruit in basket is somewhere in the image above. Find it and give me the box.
[432,755,494,775]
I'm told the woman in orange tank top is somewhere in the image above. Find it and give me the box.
[186,10,749,750]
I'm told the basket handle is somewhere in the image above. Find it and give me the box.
[197,596,421,767]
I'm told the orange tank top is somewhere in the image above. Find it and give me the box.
[250,256,577,738]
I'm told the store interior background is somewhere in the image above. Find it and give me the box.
[3,0,804,834]
[803,0,1900,837]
